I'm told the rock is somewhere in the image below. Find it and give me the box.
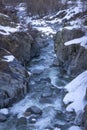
[82,105,87,129]
[25,106,42,116]
[0,32,33,64]
[32,69,43,75]
[85,88,87,100]
[41,92,52,98]
[74,111,83,126]
[0,113,7,122]
[40,78,51,83]
[0,48,29,108]
[16,117,27,130]
[84,18,87,26]
[54,28,87,76]
[28,115,37,123]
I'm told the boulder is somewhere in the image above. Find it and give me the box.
[28,115,37,123]
[54,28,87,76]
[0,113,7,122]
[82,105,87,129]
[25,106,42,116]
[16,117,27,130]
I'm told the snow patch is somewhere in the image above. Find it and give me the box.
[27,71,32,76]
[68,126,82,130]
[34,26,56,36]
[0,25,17,35]
[2,55,15,62]
[63,4,83,20]
[0,108,9,115]
[64,24,80,30]
[64,36,87,49]
[63,71,87,113]
[0,13,9,18]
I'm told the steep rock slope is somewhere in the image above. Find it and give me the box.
[0,4,40,108]
[0,48,29,108]
[54,0,87,76]
[54,28,87,76]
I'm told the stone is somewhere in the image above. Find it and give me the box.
[16,117,27,130]
[28,115,37,123]
[74,111,83,126]
[41,92,52,98]
[0,113,7,122]
[40,78,51,83]
[25,106,42,115]
[82,105,87,128]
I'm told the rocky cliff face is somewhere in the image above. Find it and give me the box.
[54,28,87,76]
[0,48,29,108]
[54,0,87,77]
[0,3,40,108]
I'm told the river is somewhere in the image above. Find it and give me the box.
[0,3,78,130]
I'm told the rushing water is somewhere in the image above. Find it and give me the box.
[0,35,74,130]
[0,30,73,130]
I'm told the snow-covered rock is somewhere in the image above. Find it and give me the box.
[63,70,87,113]
[0,108,9,115]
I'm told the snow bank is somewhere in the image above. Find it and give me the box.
[63,71,87,113]
[64,36,87,49]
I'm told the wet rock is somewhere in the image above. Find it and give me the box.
[25,106,42,116]
[64,111,76,122]
[40,96,53,104]
[28,115,37,123]
[0,113,7,122]
[41,92,52,98]
[54,28,87,76]
[40,77,51,83]
[16,117,27,130]
[32,69,43,75]
[82,105,87,130]
[84,18,87,26]
[74,111,83,126]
